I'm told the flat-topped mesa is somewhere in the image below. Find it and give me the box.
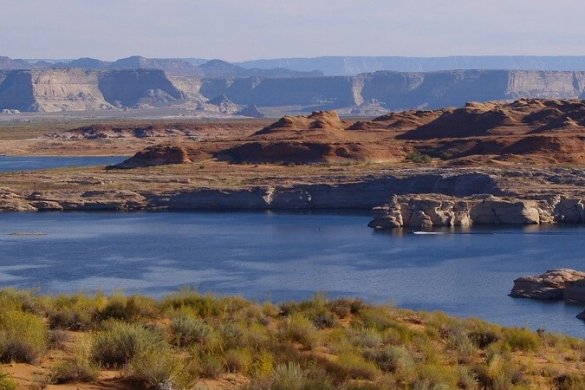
[510,269,585,300]
[110,144,192,169]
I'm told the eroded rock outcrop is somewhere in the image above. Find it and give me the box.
[368,195,545,229]
[510,269,585,300]
[111,145,192,169]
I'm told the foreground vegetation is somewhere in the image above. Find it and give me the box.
[0,289,584,389]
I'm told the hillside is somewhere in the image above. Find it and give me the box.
[2,289,584,389]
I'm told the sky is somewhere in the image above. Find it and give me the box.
[1,0,584,61]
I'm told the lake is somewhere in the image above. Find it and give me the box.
[0,155,126,172]
[0,211,584,337]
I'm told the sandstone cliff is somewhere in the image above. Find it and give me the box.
[0,69,184,112]
[5,69,585,113]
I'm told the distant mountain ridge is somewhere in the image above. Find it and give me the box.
[0,55,323,79]
[238,56,585,76]
[10,55,585,78]
[3,68,585,114]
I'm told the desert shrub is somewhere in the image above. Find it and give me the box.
[366,345,416,383]
[406,151,432,164]
[272,362,306,390]
[349,327,382,349]
[415,364,459,389]
[330,352,380,381]
[170,315,215,347]
[381,323,415,345]
[446,327,476,364]
[198,354,225,378]
[161,290,222,317]
[411,334,441,364]
[313,311,339,329]
[0,289,37,313]
[355,307,396,331]
[48,329,70,349]
[46,294,103,330]
[0,369,16,390]
[251,349,274,378]
[50,336,99,384]
[96,294,158,322]
[0,378,15,390]
[92,320,165,367]
[224,348,253,374]
[130,346,196,390]
[554,374,585,390]
[456,366,479,390]
[0,310,47,363]
[503,327,541,351]
[468,329,501,349]
[328,299,352,319]
[279,313,319,349]
[217,322,247,350]
[473,352,522,390]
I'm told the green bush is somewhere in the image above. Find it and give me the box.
[224,347,253,374]
[161,290,222,317]
[406,151,432,164]
[331,352,380,380]
[97,294,158,322]
[0,310,47,363]
[272,362,306,390]
[366,345,416,383]
[92,320,165,367]
[50,337,99,384]
[0,370,16,390]
[503,328,541,351]
[350,327,382,349]
[46,294,102,330]
[170,315,215,347]
[279,313,319,349]
[130,346,196,390]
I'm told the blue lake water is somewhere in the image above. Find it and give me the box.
[0,156,126,172]
[0,211,584,337]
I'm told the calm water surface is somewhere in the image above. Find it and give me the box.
[0,156,125,172]
[1,212,584,337]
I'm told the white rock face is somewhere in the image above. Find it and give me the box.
[31,69,113,112]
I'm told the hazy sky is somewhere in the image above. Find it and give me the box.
[1,0,584,61]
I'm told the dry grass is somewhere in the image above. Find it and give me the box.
[0,289,584,389]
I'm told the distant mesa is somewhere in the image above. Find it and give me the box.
[207,94,239,114]
[235,104,264,118]
[111,144,192,169]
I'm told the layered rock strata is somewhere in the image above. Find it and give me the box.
[368,195,585,229]
[510,269,585,320]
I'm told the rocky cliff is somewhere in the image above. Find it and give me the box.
[4,69,585,113]
[0,69,185,112]
[199,70,585,111]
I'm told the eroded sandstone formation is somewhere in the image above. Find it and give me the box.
[510,269,585,300]
[368,195,585,229]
